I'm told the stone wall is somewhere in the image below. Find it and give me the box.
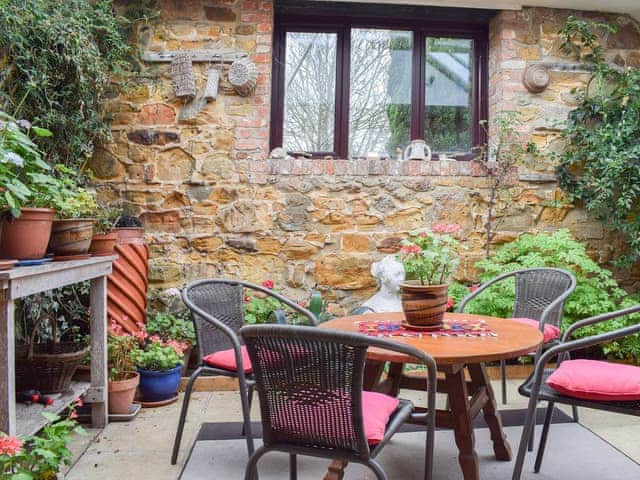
[94,2,640,313]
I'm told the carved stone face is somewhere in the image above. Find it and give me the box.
[371,256,405,294]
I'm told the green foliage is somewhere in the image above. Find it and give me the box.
[0,112,53,217]
[45,165,99,219]
[0,0,131,171]
[1,409,85,479]
[132,341,183,371]
[555,16,640,265]
[306,289,333,323]
[398,225,462,285]
[244,291,285,325]
[107,333,138,381]
[461,229,640,362]
[146,311,196,346]
[93,207,121,234]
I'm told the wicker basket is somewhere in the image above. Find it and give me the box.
[15,315,90,394]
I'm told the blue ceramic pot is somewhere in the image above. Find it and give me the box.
[137,365,182,402]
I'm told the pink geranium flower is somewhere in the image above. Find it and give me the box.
[469,284,479,292]
[432,223,461,234]
[0,435,22,456]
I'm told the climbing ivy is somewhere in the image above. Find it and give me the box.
[0,0,133,173]
[555,16,640,266]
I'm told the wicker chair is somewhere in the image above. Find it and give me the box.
[170,279,318,465]
[241,324,438,480]
[456,268,576,405]
[512,304,640,480]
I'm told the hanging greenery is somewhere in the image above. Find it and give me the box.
[556,16,640,266]
[0,0,131,173]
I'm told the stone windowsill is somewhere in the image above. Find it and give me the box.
[248,157,488,183]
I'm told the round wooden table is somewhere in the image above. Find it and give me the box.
[319,312,544,480]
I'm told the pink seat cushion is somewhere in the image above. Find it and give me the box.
[511,318,561,343]
[362,391,401,444]
[272,390,399,445]
[203,346,252,373]
[546,359,640,401]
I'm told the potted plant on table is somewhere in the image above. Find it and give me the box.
[0,112,56,261]
[397,224,462,329]
[131,328,184,403]
[47,168,99,257]
[89,208,120,256]
[107,320,140,414]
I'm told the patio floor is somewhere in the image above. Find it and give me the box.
[65,378,640,479]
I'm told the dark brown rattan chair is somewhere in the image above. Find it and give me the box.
[512,304,640,479]
[170,279,318,465]
[456,267,576,405]
[241,324,438,480]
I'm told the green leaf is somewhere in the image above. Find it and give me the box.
[31,126,53,137]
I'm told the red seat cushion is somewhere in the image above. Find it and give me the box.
[511,318,560,343]
[362,391,400,444]
[546,359,640,401]
[203,346,252,373]
[271,390,399,445]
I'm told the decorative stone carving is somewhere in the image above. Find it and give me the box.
[228,58,258,97]
[523,64,550,93]
[361,255,405,313]
[171,53,196,101]
[203,68,220,102]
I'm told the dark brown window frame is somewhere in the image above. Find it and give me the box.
[270,6,491,160]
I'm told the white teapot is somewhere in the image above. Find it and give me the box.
[404,139,432,161]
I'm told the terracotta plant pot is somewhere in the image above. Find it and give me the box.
[401,283,449,328]
[48,218,95,256]
[108,371,140,414]
[89,231,118,256]
[108,228,149,335]
[0,208,55,259]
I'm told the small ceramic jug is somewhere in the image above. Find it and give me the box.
[404,140,432,161]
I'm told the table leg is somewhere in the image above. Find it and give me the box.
[0,286,15,435]
[445,367,479,480]
[90,276,108,428]
[323,460,347,480]
[468,363,512,461]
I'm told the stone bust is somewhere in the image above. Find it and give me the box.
[361,255,405,313]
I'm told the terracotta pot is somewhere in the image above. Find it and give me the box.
[48,218,94,256]
[0,208,55,259]
[108,372,140,414]
[401,283,449,328]
[89,231,118,256]
[108,227,149,334]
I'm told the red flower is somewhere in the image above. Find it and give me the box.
[432,223,461,234]
[445,297,455,311]
[0,435,22,456]
[400,244,422,254]
[75,397,84,408]
[262,280,275,289]
[70,411,78,419]
[244,295,251,303]
[469,284,479,292]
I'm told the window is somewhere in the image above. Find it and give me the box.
[271,1,491,160]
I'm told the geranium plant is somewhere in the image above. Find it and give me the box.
[398,224,462,285]
[131,341,184,371]
[107,322,138,382]
[146,311,196,347]
[1,407,84,479]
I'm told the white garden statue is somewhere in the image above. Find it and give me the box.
[361,255,405,313]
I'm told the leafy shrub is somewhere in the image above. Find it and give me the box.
[146,311,196,346]
[0,0,130,170]
[459,229,640,362]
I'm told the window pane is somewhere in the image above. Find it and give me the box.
[349,29,412,159]
[424,37,473,154]
[283,32,337,153]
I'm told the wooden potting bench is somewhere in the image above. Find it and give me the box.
[0,256,115,436]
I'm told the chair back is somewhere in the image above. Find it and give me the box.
[182,280,245,362]
[241,325,373,458]
[513,268,575,328]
